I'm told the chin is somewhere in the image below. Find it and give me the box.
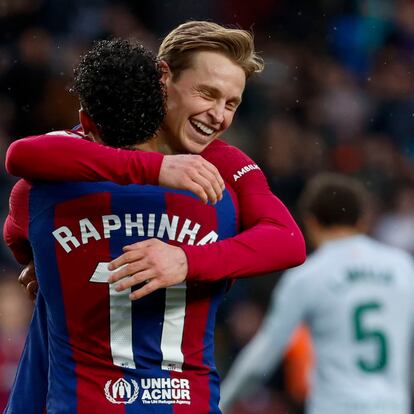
[191,141,210,154]
[179,138,203,154]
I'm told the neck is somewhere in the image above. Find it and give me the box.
[313,226,361,248]
[133,134,174,154]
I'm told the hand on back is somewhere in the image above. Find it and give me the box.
[107,239,188,301]
[159,154,224,205]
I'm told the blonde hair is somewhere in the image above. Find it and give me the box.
[158,21,264,80]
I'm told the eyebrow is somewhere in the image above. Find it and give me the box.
[199,84,242,105]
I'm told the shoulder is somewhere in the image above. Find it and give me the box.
[361,236,413,264]
[10,179,32,203]
[277,248,333,295]
[282,251,324,281]
[378,242,414,271]
[9,180,32,225]
[201,139,265,187]
[7,179,31,233]
[202,139,254,164]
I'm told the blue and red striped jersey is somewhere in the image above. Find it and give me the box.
[4,131,305,414]
[4,294,49,414]
[8,181,238,413]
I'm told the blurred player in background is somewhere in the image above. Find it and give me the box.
[4,22,303,413]
[221,173,414,414]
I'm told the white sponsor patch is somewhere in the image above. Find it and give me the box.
[140,377,191,405]
[104,377,192,405]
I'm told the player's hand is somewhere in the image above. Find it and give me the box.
[159,154,225,205]
[107,238,188,300]
[18,261,39,301]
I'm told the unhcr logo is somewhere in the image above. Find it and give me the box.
[104,378,139,404]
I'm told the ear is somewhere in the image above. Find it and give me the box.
[158,60,172,85]
[79,109,101,142]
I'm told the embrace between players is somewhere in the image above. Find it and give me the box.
[3,21,305,413]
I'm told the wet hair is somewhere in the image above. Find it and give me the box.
[158,21,264,81]
[299,173,369,227]
[72,39,166,148]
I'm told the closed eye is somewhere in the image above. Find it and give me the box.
[226,99,241,111]
[195,86,214,99]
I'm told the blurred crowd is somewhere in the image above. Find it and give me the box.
[1,0,414,413]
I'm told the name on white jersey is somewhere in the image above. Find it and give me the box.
[233,164,260,182]
[52,213,218,253]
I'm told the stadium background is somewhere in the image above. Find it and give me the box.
[1,0,414,412]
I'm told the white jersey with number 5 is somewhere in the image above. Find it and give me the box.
[221,235,414,414]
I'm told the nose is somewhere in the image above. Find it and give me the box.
[207,102,225,125]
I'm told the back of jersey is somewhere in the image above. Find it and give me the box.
[307,235,414,414]
[28,181,237,414]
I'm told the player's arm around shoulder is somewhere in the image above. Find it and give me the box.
[107,140,306,296]
[5,132,164,184]
[5,132,224,205]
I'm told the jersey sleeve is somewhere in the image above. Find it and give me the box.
[3,179,32,264]
[219,268,311,411]
[5,135,306,281]
[181,140,306,281]
[5,133,164,185]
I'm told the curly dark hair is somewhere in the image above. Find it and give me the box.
[72,39,166,148]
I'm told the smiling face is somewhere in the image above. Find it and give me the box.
[159,50,246,154]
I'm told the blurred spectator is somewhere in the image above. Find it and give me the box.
[2,27,53,138]
[260,117,306,209]
[310,59,369,140]
[368,49,414,160]
[374,181,414,254]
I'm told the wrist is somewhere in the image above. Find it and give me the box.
[176,246,189,280]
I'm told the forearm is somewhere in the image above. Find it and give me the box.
[6,134,163,184]
[182,195,306,282]
[190,140,306,282]
[183,225,304,281]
